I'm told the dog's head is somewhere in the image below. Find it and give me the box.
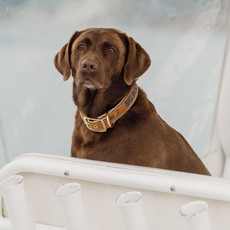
[54,28,151,90]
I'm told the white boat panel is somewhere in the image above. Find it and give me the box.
[0,154,230,229]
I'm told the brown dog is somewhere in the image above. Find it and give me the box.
[54,28,210,175]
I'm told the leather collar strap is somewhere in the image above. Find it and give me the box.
[80,83,138,132]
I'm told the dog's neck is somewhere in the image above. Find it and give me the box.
[73,81,132,118]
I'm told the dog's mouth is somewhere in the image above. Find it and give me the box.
[82,78,97,89]
[76,77,107,91]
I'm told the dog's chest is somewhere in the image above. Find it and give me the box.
[74,122,130,160]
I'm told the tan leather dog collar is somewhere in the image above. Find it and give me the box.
[80,83,138,132]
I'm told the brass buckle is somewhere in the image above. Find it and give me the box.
[80,112,115,132]
[83,116,107,132]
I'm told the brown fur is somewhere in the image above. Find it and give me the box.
[54,28,210,175]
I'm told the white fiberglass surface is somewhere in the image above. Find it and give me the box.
[0,0,229,165]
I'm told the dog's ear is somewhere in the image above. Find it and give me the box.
[124,36,151,85]
[54,31,80,81]
[54,43,70,81]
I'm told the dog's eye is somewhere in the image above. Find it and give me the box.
[77,44,85,50]
[108,47,117,53]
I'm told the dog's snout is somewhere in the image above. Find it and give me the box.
[81,59,98,73]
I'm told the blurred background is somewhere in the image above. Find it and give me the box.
[0,0,229,168]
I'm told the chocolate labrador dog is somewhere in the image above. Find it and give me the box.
[54,28,210,175]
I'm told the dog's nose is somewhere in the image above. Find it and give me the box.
[81,59,98,73]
